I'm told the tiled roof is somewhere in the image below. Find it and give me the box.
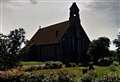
[28,20,69,45]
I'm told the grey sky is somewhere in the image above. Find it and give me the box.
[0,0,120,50]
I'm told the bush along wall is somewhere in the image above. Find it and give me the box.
[0,71,75,82]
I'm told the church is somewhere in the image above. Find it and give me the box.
[25,3,90,63]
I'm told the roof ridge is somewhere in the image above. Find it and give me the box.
[40,20,69,30]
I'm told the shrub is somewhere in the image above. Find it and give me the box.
[58,72,74,82]
[112,61,119,66]
[97,57,113,66]
[82,69,88,74]
[0,71,75,82]
[45,61,63,69]
[80,74,92,82]
[23,61,64,72]
[79,70,96,82]
[58,74,74,82]
[23,64,48,71]
[65,63,77,67]
[109,65,118,72]
[23,66,36,72]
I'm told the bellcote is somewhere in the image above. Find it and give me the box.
[69,2,79,19]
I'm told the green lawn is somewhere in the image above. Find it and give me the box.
[20,61,120,77]
[13,61,120,81]
[20,61,45,65]
[95,65,120,76]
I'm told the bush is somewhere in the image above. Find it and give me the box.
[23,61,63,72]
[65,63,77,67]
[23,64,46,71]
[97,57,113,66]
[0,71,75,82]
[79,70,96,82]
[109,64,118,72]
[82,69,88,74]
[45,61,63,69]
[112,61,119,66]
[58,74,74,82]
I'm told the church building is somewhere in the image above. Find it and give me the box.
[25,3,90,63]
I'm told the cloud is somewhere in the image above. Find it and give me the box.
[87,0,120,28]
[0,0,38,10]
[1,0,119,42]
[0,0,10,3]
[30,0,37,4]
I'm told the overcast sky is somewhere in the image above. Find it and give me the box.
[0,0,120,50]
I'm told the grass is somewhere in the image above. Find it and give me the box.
[6,61,120,82]
[20,61,120,77]
[20,61,45,65]
[95,65,120,77]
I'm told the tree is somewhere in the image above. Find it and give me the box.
[87,37,110,64]
[113,32,120,63]
[109,50,117,61]
[0,28,26,70]
[113,33,120,52]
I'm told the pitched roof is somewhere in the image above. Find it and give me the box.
[28,20,69,45]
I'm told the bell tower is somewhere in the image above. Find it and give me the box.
[69,2,80,23]
[69,3,91,63]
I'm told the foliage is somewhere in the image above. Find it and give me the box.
[109,65,118,72]
[79,70,96,82]
[97,72,120,82]
[45,61,63,69]
[97,57,113,66]
[65,63,77,67]
[0,28,26,70]
[112,61,119,66]
[0,65,120,82]
[113,32,120,63]
[109,50,118,62]
[22,61,64,72]
[113,33,120,52]
[0,69,75,82]
[87,37,110,64]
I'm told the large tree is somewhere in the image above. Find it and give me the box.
[113,32,120,63]
[0,28,25,70]
[87,37,110,63]
[113,33,120,52]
